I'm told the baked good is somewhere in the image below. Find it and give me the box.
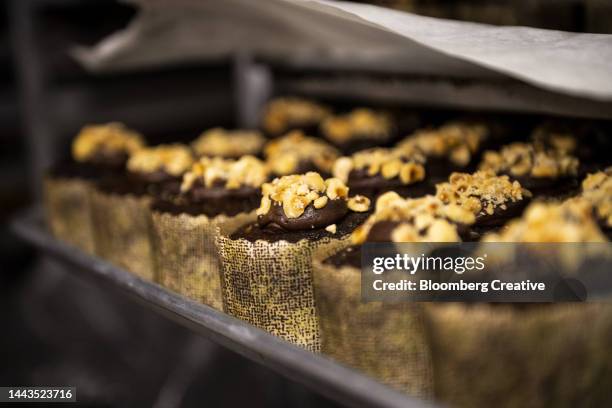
[332,146,430,200]
[479,142,579,198]
[313,192,474,395]
[91,144,194,280]
[427,199,610,407]
[150,156,268,309]
[44,123,144,253]
[435,171,531,238]
[215,173,370,350]
[396,121,488,182]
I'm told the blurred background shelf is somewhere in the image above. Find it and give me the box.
[10,205,434,408]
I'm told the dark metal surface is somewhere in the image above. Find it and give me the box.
[11,206,436,408]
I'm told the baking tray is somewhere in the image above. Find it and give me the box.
[10,205,437,408]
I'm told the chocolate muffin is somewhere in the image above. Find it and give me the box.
[427,200,610,407]
[191,127,265,159]
[91,144,194,280]
[435,171,531,239]
[150,156,269,310]
[396,121,488,183]
[263,130,340,177]
[215,173,370,351]
[44,122,145,253]
[261,97,330,137]
[332,146,430,200]
[320,108,395,153]
[313,192,474,395]
[479,142,579,198]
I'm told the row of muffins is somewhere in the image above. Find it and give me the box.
[46,115,610,324]
[44,99,612,406]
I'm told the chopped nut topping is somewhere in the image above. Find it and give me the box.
[256,172,362,218]
[436,171,528,217]
[347,195,371,212]
[581,167,612,227]
[127,144,194,177]
[264,130,339,175]
[320,108,393,144]
[191,127,265,158]
[397,122,487,166]
[332,147,426,184]
[325,224,337,234]
[479,142,579,179]
[262,97,330,135]
[325,178,349,200]
[72,122,144,163]
[483,198,607,242]
[314,196,329,209]
[180,155,268,192]
[351,192,474,244]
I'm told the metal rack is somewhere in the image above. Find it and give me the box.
[11,206,436,408]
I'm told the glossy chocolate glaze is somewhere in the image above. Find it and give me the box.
[231,210,370,243]
[258,199,348,232]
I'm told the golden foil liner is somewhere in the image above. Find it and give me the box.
[311,251,434,398]
[150,210,255,311]
[216,218,346,352]
[90,190,155,281]
[425,303,612,407]
[43,176,96,254]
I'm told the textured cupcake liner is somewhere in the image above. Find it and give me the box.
[90,190,155,281]
[215,219,346,352]
[43,177,96,254]
[311,250,434,398]
[425,303,612,407]
[150,210,255,311]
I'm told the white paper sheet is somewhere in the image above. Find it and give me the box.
[73,0,612,101]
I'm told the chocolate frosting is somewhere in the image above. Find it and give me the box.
[258,199,348,232]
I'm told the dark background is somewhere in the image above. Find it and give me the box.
[1,1,610,406]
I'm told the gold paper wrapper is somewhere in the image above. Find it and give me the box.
[216,219,346,352]
[90,190,155,281]
[425,303,612,407]
[43,177,95,254]
[150,210,255,311]
[312,253,434,397]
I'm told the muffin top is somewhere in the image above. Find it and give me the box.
[264,130,340,176]
[397,122,487,167]
[127,144,194,178]
[351,191,475,244]
[72,122,144,165]
[479,142,579,179]
[436,171,529,218]
[581,168,612,227]
[262,97,330,135]
[180,155,268,192]
[256,172,370,231]
[320,108,393,145]
[332,147,426,185]
[483,198,607,242]
[191,127,265,158]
